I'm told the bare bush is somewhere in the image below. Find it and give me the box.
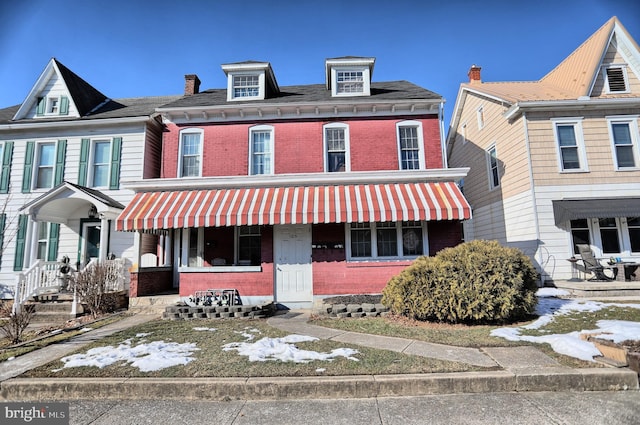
[72,263,118,319]
[0,301,35,344]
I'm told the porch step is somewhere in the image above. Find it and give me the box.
[551,280,640,298]
[128,294,181,315]
[23,300,85,324]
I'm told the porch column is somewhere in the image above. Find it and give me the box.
[27,218,39,267]
[163,232,172,266]
[99,216,108,262]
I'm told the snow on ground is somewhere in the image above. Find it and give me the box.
[491,289,640,362]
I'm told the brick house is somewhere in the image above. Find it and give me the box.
[117,57,471,308]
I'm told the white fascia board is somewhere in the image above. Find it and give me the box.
[0,115,151,131]
[504,97,640,120]
[123,168,470,192]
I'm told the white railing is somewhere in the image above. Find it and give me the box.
[13,258,127,314]
[13,260,62,313]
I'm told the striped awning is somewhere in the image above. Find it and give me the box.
[116,182,471,232]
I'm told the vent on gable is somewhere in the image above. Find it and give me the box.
[605,67,627,92]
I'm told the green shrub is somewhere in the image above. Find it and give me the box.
[382,240,538,324]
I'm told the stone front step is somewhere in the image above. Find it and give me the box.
[24,301,85,324]
[128,294,181,315]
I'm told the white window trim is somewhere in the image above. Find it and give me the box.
[461,122,468,145]
[331,67,371,97]
[607,115,640,171]
[486,144,500,190]
[33,141,57,190]
[88,139,112,188]
[476,106,485,130]
[181,227,203,267]
[345,221,428,261]
[396,120,425,170]
[603,65,630,94]
[552,118,589,173]
[323,122,351,172]
[226,71,265,101]
[45,96,60,115]
[248,125,275,175]
[178,128,203,178]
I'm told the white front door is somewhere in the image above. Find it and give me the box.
[274,224,313,304]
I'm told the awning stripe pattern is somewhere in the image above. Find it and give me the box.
[116,182,471,231]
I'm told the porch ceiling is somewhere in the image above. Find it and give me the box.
[552,197,640,226]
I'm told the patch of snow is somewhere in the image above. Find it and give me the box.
[193,327,217,332]
[222,334,359,363]
[536,288,570,298]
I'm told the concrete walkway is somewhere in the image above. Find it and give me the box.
[0,310,638,401]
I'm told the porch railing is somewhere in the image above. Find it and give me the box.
[13,258,127,314]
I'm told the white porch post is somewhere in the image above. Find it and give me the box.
[27,218,39,267]
[163,232,172,266]
[98,216,108,262]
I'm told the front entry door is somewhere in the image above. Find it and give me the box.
[81,222,100,265]
[274,224,313,304]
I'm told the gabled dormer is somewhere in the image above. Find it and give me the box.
[325,56,375,97]
[221,61,279,102]
[12,58,108,121]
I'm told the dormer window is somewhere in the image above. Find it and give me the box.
[326,57,375,97]
[48,97,59,114]
[222,61,279,102]
[36,95,69,116]
[604,66,629,93]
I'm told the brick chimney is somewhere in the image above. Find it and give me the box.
[184,74,201,95]
[468,65,482,83]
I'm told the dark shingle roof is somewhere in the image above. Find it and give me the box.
[54,58,108,116]
[0,95,181,126]
[160,81,442,109]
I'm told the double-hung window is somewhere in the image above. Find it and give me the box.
[324,123,349,172]
[238,226,261,265]
[91,140,111,187]
[486,145,500,189]
[336,70,364,94]
[233,75,260,98]
[249,126,274,175]
[570,219,591,255]
[608,117,639,170]
[628,217,640,253]
[553,119,587,172]
[36,143,55,189]
[397,121,424,170]
[348,221,426,259]
[599,218,621,254]
[36,222,50,260]
[179,130,202,177]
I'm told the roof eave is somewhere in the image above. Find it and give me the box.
[505,97,640,120]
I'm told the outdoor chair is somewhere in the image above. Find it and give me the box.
[576,244,618,281]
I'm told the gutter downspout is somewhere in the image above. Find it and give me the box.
[522,112,544,286]
[439,101,448,168]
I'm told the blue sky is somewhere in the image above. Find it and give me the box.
[1,0,638,127]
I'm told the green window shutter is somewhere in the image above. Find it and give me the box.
[22,141,35,193]
[0,213,5,265]
[13,214,27,271]
[47,223,60,261]
[78,138,90,186]
[54,139,67,186]
[109,137,122,189]
[0,141,14,193]
[59,96,69,115]
[36,97,45,116]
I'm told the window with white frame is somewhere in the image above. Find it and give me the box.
[249,126,274,175]
[599,218,621,254]
[477,106,485,130]
[608,118,639,169]
[486,145,500,189]
[186,228,203,267]
[336,70,364,94]
[47,97,59,114]
[36,222,50,260]
[233,75,260,98]
[604,66,629,93]
[179,130,202,177]
[397,121,424,170]
[238,226,261,265]
[324,123,349,172]
[91,140,111,187]
[553,120,587,171]
[35,143,55,189]
[348,221,426,259]
[570,219,591,255]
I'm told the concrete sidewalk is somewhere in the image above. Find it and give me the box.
[0,310,638,401]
